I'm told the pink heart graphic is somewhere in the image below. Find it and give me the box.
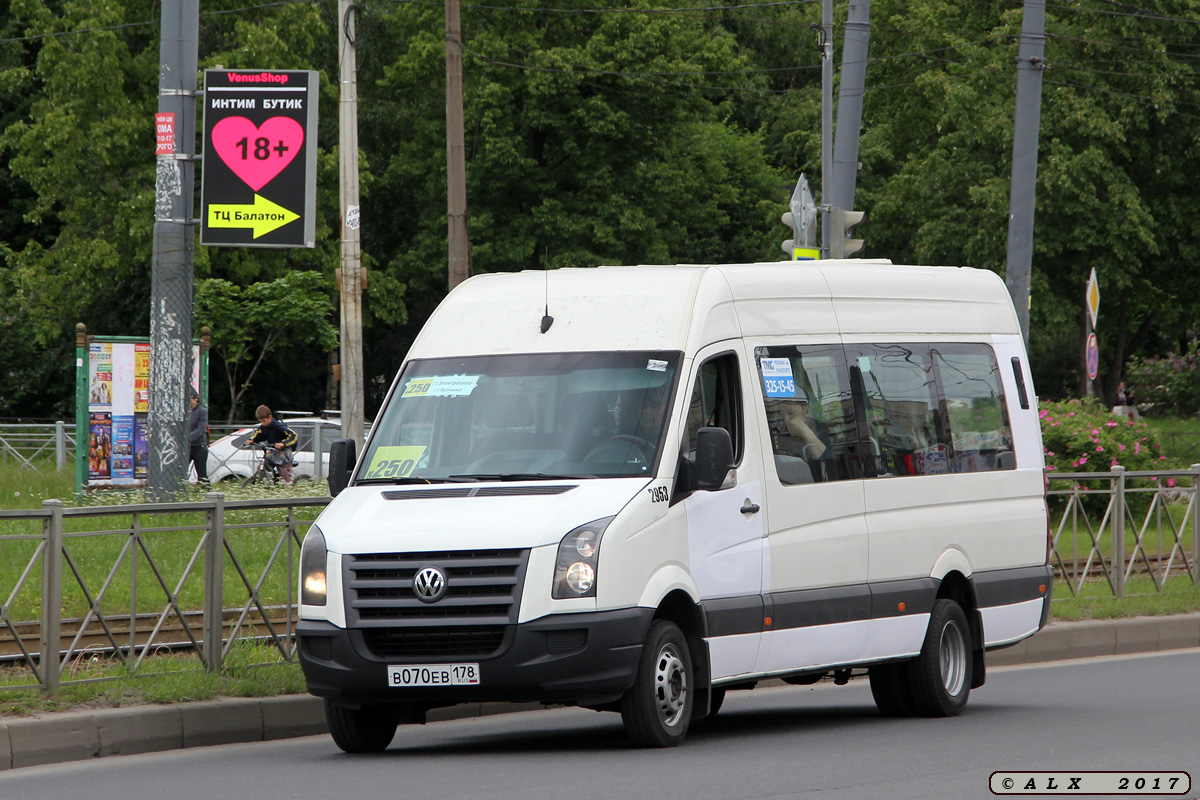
[210,116,304,192]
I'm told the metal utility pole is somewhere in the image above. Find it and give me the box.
[446,0,470,288]
[831,0,870,212]
[820,0,834,258]
[1005,0,1046,345]
[148,0,199,499]
[338,0,365,444]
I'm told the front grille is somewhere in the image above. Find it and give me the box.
[345,549,528,629]
[363,626,506,658]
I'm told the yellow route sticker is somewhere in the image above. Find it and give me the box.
[402,378,434,397]
[363,446,427,480]
[401,375,479,398]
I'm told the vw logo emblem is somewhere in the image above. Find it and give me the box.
[413,566,447,602]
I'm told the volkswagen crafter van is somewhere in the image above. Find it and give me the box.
[299,261,1052,751]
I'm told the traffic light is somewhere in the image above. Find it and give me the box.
[781,211,797,258]
[830,208,866,258]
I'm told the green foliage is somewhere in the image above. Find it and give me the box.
[1124,343,1200,417]
[3,0,1200,422]
[1040,398,1169,475]
[195,272,339,421]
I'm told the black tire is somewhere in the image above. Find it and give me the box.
[324,699,399,753]
[908,599,973,717]
[241,469,267,488]
[620,620,693,747]
[868,662,915,717]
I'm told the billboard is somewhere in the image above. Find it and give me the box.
[199,69,319,248]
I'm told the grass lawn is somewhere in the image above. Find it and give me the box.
[0,642,307,717]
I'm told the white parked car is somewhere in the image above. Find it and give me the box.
[205,415,346,484]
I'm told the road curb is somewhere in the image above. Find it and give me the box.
[2,613,1198,771]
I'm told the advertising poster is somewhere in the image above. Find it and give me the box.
[111,415,135,483]
[89,343,113,407]
[88,412,112,480]
[133,414,149,479]
[134,344,150,413]
[79,337,206,491]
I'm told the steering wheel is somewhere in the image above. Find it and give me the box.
[584,434,654,467]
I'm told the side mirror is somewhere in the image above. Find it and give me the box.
[694,427,734,491]
[328,438,357,497]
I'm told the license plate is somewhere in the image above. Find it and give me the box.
[387,663,480,687]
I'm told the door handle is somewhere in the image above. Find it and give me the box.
[741,500,761,515]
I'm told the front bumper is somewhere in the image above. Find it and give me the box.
[298,607,655,707]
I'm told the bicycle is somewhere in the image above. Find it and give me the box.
[240,443,297,487]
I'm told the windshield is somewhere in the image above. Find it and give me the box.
[357,351,682,483]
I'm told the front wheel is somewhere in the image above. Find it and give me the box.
[620,620,693,747]
[908,599,973,717]
[324,699,399,753]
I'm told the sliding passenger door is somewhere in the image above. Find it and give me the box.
[749,343,870,675]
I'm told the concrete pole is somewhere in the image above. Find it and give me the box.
[148,0,198,500]
[338,0,365,445]
[446,0,470,288]
[831,0,870,212]
[1005,0,1046,346]
[820,0,834,258]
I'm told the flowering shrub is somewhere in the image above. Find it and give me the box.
[1039,398,1170,475]
[1124,343,1200,416]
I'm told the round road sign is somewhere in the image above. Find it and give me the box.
[1086,333,1099,381]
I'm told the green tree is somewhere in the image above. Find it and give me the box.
[857,0,1200,401]
[195,272,338,422]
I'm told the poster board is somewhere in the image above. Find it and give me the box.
[77,337,206,491]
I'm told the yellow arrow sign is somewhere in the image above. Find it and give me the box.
[1086,267,1100,329]
[207,195,299,239]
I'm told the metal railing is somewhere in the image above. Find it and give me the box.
[0,422,75,471]
[0,422,328,480]
[3,466,1198,696]
[1049,465,1200,597]
[0,493,328,695]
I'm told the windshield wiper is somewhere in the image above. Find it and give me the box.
[448,472,593,482]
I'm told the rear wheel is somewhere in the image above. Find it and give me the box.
[868,662,915,717]
[620,620,693,747]
[324,699,399,753]
[908,599,972,717]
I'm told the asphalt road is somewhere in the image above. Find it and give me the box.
[1,650,1196,800]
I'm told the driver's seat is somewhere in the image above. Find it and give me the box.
[557,393,612,460]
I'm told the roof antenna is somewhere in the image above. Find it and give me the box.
[540,266,554,333]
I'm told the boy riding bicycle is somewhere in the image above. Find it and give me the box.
[245,405,300,483]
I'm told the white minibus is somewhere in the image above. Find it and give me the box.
[298,261,1052,751]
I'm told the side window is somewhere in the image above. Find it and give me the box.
[848,344,949,477]
[755,345,859,485]
[685,353,742,463]
[932,344,1014,472]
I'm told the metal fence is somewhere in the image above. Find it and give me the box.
[0,493,328,695]
[2,466,1198,696]
[1049,465,1199,597]
[0,423,75,471]
[0,422,325,480]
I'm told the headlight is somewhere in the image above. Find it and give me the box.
[553,517,613,599]
[301,525,328,606]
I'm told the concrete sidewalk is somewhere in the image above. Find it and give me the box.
[3,612,1198,771]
